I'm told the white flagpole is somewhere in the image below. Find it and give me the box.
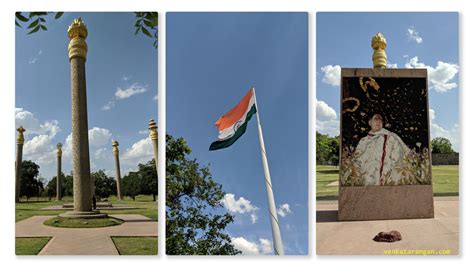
[252,87,284,255]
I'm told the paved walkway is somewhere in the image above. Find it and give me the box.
[316,197,459,255]
[16,214,158,255]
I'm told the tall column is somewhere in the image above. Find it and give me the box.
[62,18,105,218]
[112,140,123,200]
[372,32,387,69]
[15,126,25,203]
[148,119,159,177]
[56,143,63,201]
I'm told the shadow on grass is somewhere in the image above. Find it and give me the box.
[316,210,339,223]
[316,169,339,174]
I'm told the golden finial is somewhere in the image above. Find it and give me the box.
[57,143,62,156]
[16,126,25,145]
[67,18,88,61]
[148,119,158,141]
[112,140,119,156]
[371,32,387,69]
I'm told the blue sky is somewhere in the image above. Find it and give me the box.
[316,12,460,151]
[15,12,158,181]
[167,12,308,255]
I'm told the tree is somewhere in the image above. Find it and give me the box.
[122,171,142,201]
[137,159,158,201]
[46,172,64,199]
[63,173,74,197]
[316,132,340,165]
[166,134,240,255]
[431,137,455,154]
[15,12,158,48]
[92,170,117,200]
[19,160,43,201]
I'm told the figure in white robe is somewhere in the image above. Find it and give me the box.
[352,114,411,185]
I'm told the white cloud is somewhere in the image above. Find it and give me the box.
[138,130,149,135]
[15,108,60,137]
[316,99,337,121]
[231,237,273,255]
[122,75,131,81]
[277,203,292,218]
[316,99,339,137]
[88,127,112,147]
[221,193,258,223]
[404,56,459,92]
[221,193,258,214]
[121,137,153,165]
[103,83,149,111]
[28,50,43,64]
[429,108,459,151]
[94,147,108,160]
[153,94,158,101]
[407,26,423,44]
[250,214,258,224]
[115,83,148,99]
[23,135,56,165]
[15,108,61,165]
[258,238,273,254]
[387,62,398,68]
[320,65,341,86]
[101,101,115,111]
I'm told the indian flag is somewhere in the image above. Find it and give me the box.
[209,88,257,151]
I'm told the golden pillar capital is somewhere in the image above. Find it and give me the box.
[57,143,63,157]
[16,126,25,145]
[148,119,158,140]
[68,18,88,61]
[371,32,387,69]
[112,140,120,156]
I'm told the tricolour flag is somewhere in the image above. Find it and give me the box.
[209,88,256,151]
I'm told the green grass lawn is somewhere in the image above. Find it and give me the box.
[44,216,124,228]
[16,237,51,255]
[316,165,459,199]
[112,236,158,255]
[16,195,157,222]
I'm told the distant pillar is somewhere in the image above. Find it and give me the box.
[56,143,63,201]
[372,32,387,69]
[148,119,159,177]
[15,126,25,203]
[112,140,123,200]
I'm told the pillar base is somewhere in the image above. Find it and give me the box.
[59,210,108,219]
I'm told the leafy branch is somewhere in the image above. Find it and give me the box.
[15,12,64,34]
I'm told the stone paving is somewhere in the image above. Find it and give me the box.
[316,196,459,255]
[16,214,158,255]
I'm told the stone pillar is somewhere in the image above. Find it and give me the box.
[61,18,105,218]
[15,126,25,203]
[112,140,123,200]
[148,119,159,176]
[56,143,63,201]
[372,32,387,69]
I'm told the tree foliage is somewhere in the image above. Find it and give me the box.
[19,160,44,200]
[46,172,64,198]
[15,12,158,48]
[431,137,455,154]
[166,134,240,255]
[92,170,117,199]
[122,159,158,201]
[316,132,340,166]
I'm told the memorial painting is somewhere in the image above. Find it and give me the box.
[340,74,431,187]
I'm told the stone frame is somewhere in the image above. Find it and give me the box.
[338,68,434,221]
